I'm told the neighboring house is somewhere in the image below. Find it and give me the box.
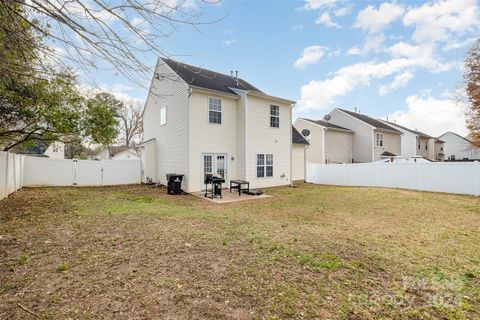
[141,58,296,192]
[13,140,65,159]
[291,127,309,181]
[95,146,140,160]
[327,108,402,162]
[293,118,353,164]
[379,120,445,161]
[438,131,480,160]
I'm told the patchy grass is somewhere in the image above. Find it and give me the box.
[0,183,479,319]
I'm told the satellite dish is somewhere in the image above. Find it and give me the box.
[323,114,332,121]
[301,129,311,137]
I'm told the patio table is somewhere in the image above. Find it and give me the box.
[229,180,250,196]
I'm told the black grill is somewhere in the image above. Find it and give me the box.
[204,173,225,199]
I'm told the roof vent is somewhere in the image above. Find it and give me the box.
[230,70,234,77]
[235,70,238,79]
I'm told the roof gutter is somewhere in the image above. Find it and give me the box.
[190,85,240,99]
[247,90,296,105]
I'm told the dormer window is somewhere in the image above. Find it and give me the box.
[270,105,279,128]
[209,97,222,124]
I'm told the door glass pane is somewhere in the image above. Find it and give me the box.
[204,155,212,174]
[216,155,225,178]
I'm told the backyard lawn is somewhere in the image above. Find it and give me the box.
[1,184,479,319]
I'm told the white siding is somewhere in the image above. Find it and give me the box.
[142,58,189,187]
[439,132,480,160]
[44,142,65,159]
[374,130,401,160]
[245,95,291,188]
[292,144,305,181]
[187,90,239,192]
[293,119,325,164]
[324,130,353,164]
[329,109,374,162]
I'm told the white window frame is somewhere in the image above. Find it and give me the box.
[160,106,167,126]
[208,97,222,124]
[270,105,280,128]
[256,154,273,178]
[376,133,383,147]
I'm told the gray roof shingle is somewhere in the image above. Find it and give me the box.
[383,121,433,139]
[292,126,309,145]
[162,58,264,95]
[337,108,401,133]
[299,118,353,132]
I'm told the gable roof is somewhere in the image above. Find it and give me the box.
[292,126,309,145]
[336,108,401,133]
[162,58,264,95]
[382,121,433,139]
[440,131,480,147]
[299,118,353,132]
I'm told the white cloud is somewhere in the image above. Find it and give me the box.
[355,2,404,33]
[403,0,479,43]
[223,39,236,46]
[291,24,304,31]
[378,71,414,95]
[315,12,340,28]
[333,6,352,17]
[294,46,327,69]
[348,34,385,55]
[298,43,454,111]
[389,94,468,136]
[387,42,455,73]
[303,0,338,11]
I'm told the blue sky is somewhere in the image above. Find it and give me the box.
[88,0,479,136]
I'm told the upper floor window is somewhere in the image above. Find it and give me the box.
[209,97,222,124]
[270,105,279,128]
[53,143,59,152]
[418,142,420,150]
[160,106,167,126]
[376,133,383,147]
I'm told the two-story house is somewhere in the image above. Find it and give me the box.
[379,120,445,161]
[438,131,480,160]
[328,108,401,162]
[293,118,353,164]
[141,58,296,192]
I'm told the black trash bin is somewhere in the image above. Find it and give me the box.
[166,174,184,195]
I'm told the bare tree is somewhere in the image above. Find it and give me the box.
[1,0,222,84]
[465,39,480,145]
[117,99,143,146]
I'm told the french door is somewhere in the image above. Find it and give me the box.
[203,153,228,182]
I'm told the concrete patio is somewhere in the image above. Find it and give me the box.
[191,189,270,204]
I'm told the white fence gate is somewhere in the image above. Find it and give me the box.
[23,156,141,187]
[306,162,480,196]
[1,151,142,200]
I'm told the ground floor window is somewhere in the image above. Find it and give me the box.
[257,154,273,178]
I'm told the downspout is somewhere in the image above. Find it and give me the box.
[289,104,294,186]
[304,144,309,182]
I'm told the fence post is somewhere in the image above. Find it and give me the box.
[4,151,9,199]
[474,161,479,196]
[12,154,16,192]
[342,163,347,185]
[375,162,380,187]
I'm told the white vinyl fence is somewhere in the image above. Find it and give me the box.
[0,152,25,201]
[24,156,141,187]
[306,161,480,196]
[1,151,142,200]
